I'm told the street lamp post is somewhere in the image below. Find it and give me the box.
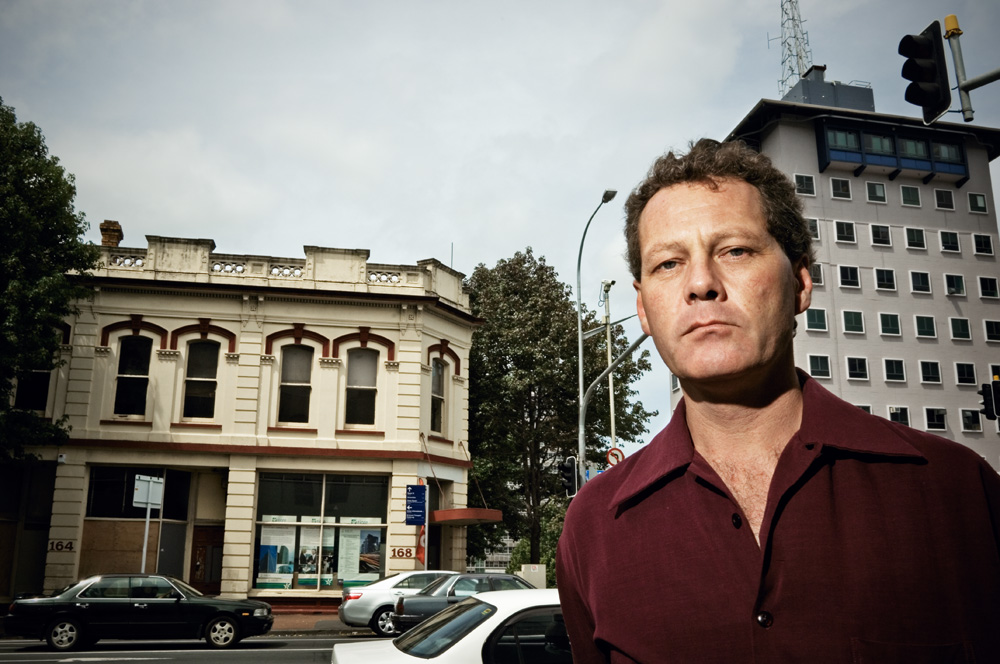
[576,189,617,486]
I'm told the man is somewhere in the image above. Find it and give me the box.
[557,139,1000,662]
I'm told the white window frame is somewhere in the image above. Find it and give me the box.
[940,231,961,253]
[944,273,966,297]
[900,185,921,207]
[968,192,988,214]
[984,320,1000,343]
[914,315,937,339]
[834,221,857,244]
[805,308,828,332]
[973,234,994,256]
[883,358,906,383]
[109,333,155,421]
[831,178,852,200]
[842,310,865,334]
[924,407,947,432]
[920,360,942,384]
[810,263,824,286]
[846,356,869,381]
[806,218,820,240]
[274,342,317,427]
[960,409,983,433]
[934,188,955,211]
[979,276,999,299]
[888,405,910,426]
[794,174,816,196]
[866,182,888,204]
[343,346,382,430]
[808,354,832,379]
[905,227,926,250]
[910,270,932,294]
[430,357,448,436]
[839,265,861,289]
[870,223,892,246]
[955,362,977,386]
[874,268,896,291]
[179,338,222,423]
[879,312,902,337]
[949,317,972,341]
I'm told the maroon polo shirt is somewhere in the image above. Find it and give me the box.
[557,373,1000,663]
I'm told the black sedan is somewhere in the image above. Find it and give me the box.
[391,573,534,633]
[3,573,273,651]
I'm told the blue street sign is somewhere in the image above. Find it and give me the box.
[405,484,427,526]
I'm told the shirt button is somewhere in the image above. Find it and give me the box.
[731,513,742,529]
[756,611,774,628]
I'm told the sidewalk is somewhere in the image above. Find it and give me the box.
[267,611,373,637]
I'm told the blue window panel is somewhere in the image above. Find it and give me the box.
[830,150,863,163]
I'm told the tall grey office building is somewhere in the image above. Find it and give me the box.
[673,65,1000,469]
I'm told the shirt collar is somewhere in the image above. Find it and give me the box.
[609,369,925,511]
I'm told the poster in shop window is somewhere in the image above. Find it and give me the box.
[297,527,336,587]
[338,517,382,583]
[256,524,296,589]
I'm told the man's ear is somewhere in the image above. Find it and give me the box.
[792,256,813,315]
[635,279,652,336]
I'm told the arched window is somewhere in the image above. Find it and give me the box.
[114,336,153,416]
[183,340,220,419]
[278,345,313,424]
[345,348,378,426]
[431,358,446,434]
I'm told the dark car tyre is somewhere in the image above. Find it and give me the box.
[46,618,83,651]
[205,615,240,648]
[369,606,396,637]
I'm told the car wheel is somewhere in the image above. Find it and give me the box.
[205,616,240,649]
[45,618,83,651]
[369,607,396,637]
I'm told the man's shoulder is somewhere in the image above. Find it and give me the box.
[565,444,655,525]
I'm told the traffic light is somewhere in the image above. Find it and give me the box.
[898,20,952,124]
[980,380,1000,421]
[559,457,578,497]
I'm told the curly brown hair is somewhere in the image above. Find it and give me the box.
[624,138,815,281]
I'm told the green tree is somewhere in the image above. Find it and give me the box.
[1,98,100,461]
[506,498,566,588]
[465,248,655,566]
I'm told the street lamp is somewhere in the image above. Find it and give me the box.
[576,189,617,485]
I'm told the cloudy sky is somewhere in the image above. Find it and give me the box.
[3,0,999,452]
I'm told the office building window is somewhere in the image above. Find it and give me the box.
[839,266,860,288]
[847,357,869,380]
[114,335,153,417]
[905,227,926,249]
[670,374,680,392]
[945,274,966,296]
[870,224,891,245]
[980,277,999,299]
[910,271,931,293]
[880,313,901,336]
[865,133,894,155]
[915,316,936,338]
[345,348,379,426]
[925,408,946,431]
[835,221,856,243]
[278,345,313,424]
[884,359,905,382]
[806,218,820,240]
[183,340,220,419]
[867,182,887,204]
[969,192,988,214]
[950,318,971,341]
[805,309,827,331]
[87,467,190,520]
[843,311,865,334]
[985,320,1000,342]
[795,174,816,196]
[809,355,831,378]
[901,185,921,207]
[875,268,896,291]
[935,189,955,210]
[900,139,928,159]
[956,363,976,385]
[940,231,960,252]
[889,406,909,426]
[974,234,994,255]
[961,410,983,433]
[920,361,941,384]
[430,358,446,434]
[810,263,824,286]
[828,129,860,150]
[831,178,852,200]
[857,405,872,414]
[933,142,961,162]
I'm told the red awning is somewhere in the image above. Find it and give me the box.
[430,508,503,526]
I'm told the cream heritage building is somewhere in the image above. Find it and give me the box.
[1,223,488,608]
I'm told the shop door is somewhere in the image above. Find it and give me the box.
[157,522,187,579]
[189,525,224,594]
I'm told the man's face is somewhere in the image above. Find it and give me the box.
[634,179,811,390]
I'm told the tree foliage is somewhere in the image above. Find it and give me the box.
[465,248,655,565]
[1,98,100,461]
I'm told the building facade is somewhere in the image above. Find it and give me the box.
[670,68,1000,470]
[2,224,485,606]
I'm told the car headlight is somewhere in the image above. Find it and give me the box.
[254,608,270,617]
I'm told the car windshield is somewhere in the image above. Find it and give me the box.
[416,575,451,596]
[166,577,204,597]
[394,597,497,658]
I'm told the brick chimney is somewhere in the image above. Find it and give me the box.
[100,220,124,247]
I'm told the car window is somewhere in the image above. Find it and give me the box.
[492,577,530,591]
[453,577,490,596]
[418,575,451,595]
[131,577,177,599]
[394,598,498,658]
[395,573,436,589]
[79,577,130,599]
[485,608,570,664]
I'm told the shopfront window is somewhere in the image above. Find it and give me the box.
[254,473,388,591]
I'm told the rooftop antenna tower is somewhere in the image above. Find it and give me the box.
[778,0,813,97]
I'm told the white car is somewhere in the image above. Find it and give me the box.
[339,570,457,637]
[331,588,570,663]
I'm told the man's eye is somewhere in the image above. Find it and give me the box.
[659,260,677,270]
[727,248,747,257]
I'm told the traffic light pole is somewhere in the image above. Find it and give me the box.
[943,15,1000,123]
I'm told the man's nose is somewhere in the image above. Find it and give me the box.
[686,257,722,301]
